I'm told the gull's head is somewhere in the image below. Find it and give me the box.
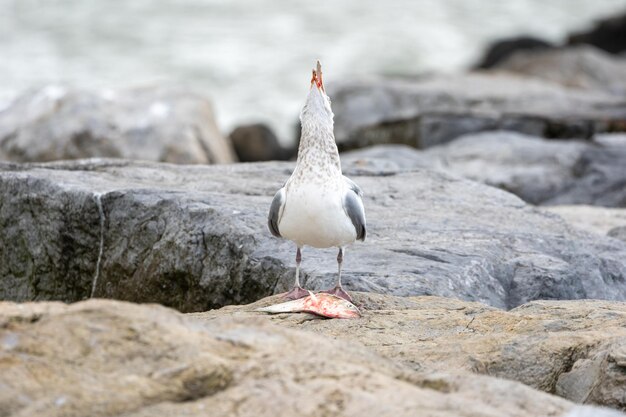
[300,61,334,127]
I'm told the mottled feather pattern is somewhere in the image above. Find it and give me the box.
[268,76,366,248]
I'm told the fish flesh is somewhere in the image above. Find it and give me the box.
[256,291,361,319]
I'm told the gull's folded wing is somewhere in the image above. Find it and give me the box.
[268,187,286,238]
[343,177,366,241]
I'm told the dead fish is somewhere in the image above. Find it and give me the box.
[256,291,361,319]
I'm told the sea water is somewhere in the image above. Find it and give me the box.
[0,0,624,143]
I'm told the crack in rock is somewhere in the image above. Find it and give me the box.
[91,192,105,298]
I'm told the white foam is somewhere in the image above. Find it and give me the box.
[149,101,170,118]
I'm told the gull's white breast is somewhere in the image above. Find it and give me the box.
[278,181,356,248]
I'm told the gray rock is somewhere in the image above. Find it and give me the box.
[426,132,626,207]
[0,85,237,164]
[608,226,626,243]
[341,144,433,175]
[567,12,626,55]
[343,131,626,207]
[2,158,626,312]
[548,145,626,207]
[329,73,626,151]
[424,132,590,205]
[229,123,294,162]
[594,133,626,148]
[492,46,626,96]
[473,36,554,69]
[543,206,626,239]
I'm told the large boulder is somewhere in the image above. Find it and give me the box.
[491,46,626,95]
[229,123,294,162]
[567,12,626,55]
[1,158,626,312]
[203,292,626,411]
[0,297,590,417]
[425,131,626,207]
[329,73,626,151]
[473,36,554,69]
[343,131,626,207]
[0,86,236,164]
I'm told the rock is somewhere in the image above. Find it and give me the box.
[424,131,626,207]
[568,12,626,54]
[608,226,626,243]
[200,292,626,410]
[474,36,554,69]
[543,206,626,238]
[594,133,626,148]
[341,144,433,175]
[491,46,626,95]
[0,298,578,417]
[229,123,294,162]
[424,132,589,205]
[550,145,626,207]
[343,131,626,207]
[330,73,626,151]
[565,407,626,417]
[2,158,626,312]
[0,85,236,164]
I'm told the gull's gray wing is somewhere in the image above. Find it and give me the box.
[343,175,363,197]
[343,177,366,241]
[268,187,286,238]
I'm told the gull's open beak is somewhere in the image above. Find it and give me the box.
[310,60,325,92]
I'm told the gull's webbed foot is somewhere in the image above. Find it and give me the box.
[283,286,310,300]
[321,286,353,303]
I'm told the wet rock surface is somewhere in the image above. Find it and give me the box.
[1,158,626,312]
[1,297,618,417]
[329,72,626,151]
[0,86,236,164]
[199,292,626,411]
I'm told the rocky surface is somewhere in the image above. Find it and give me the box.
[343,131,626,207]
[3,297,622,417]
[492,46,626,95]
[229,123,294,162]
[200,293,626,411]
[0,86,236,164]
[426,132,626,207]
[544,206,626,241]
[329,72,626,151]
[2,158,626,312]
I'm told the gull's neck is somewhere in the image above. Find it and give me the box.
[295,107,341,177]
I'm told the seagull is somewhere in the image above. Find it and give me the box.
[268,61,366,302]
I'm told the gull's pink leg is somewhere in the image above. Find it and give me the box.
[284,247,308,300]
[322,247,353,303]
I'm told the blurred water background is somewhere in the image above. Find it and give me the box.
[1,0,625,142]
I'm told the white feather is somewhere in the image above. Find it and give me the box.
[276,83,364,249]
